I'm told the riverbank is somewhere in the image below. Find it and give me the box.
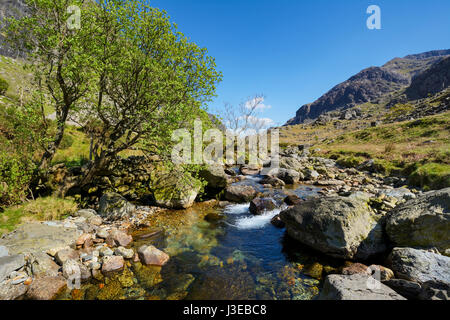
[0,151,449,300]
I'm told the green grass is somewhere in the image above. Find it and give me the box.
[409,163,450,191]
[0,196,78,236]
[52,126,90,167]
[296,111,450,190]
[0,56,31,100]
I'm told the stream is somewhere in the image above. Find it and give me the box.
[63,175,345,300]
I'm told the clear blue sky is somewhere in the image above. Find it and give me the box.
[149,0,450,125]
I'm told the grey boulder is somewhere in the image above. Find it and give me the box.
[319,274,406,300]
[388,247,450,284]
[386,188,450,252]
[98,192,136,221]
[280,195,387,259]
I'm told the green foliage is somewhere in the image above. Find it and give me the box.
[385,103,414,121]
[5,0,222,191]
[0,77,9,95]
[336,155,366,168]
[409,163,450,191]
[0,95,50,206]
[0,152,35,206]
[6,0,103,170]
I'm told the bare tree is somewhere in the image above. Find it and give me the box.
[220,94,274,136]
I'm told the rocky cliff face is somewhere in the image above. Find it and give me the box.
[0,0,27,57]
[286,50,450,125]
[405,56,450,100]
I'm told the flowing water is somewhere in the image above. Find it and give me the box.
[64,176,344,300]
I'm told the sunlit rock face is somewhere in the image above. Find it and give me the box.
[0,0,27,58]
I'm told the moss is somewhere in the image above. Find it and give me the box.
[372,159,403,175]
[409,163,450,190]
[336,155,366,168]
[96,279,124,300]
[0,77,9,96]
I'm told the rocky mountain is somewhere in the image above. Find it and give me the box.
[286,49,450,125]
[405,56,450,100]
[0,0,27,57]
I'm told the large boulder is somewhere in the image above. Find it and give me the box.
[26,276,67,300]
[199,164,228,189]
[28,252,60,278]
[386,188,450,252]
[279,157,304,172]
[98,192,136,221]
[319,274,406,300]
[388,247,450,284]
[150,168,201,209]
[101,256,125,274]
[224,186,257,203]
[0,223,82,255]
[280,195,387,259]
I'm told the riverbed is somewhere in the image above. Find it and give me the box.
[62,177,344,300]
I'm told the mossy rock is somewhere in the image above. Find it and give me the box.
[150,165,202,209]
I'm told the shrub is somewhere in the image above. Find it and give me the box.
[0,152,35,206]
[336,155,366,168]
[385,103,414,120]
[0,77,8,95]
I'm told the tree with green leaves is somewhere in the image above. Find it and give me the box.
[7,0,98,172]
[73,0,221,190]
[7,0,221,195]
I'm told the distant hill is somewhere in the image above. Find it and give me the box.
[285,49,450,125]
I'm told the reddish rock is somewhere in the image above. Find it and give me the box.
[224,185,257,203]
[110,229,133,247]
[284,194,302,206]
[83,238,94,249]
[105,236,116,247]
[26,276,67,300]
[101,256,124,274]
[138,245,169,266]
[76,233,93,246]
[341,263,371,276]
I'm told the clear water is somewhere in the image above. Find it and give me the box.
[65,178,344,300]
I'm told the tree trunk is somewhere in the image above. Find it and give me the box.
[38,108,69,172]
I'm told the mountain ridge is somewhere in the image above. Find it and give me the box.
[285,49,450,126]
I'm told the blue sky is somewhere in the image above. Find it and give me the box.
[149,0,450,125]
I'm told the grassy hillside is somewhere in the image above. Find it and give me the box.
[280,110,450,190]
[0,55,32,102]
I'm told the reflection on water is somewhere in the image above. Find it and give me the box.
[64,180,344,300]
